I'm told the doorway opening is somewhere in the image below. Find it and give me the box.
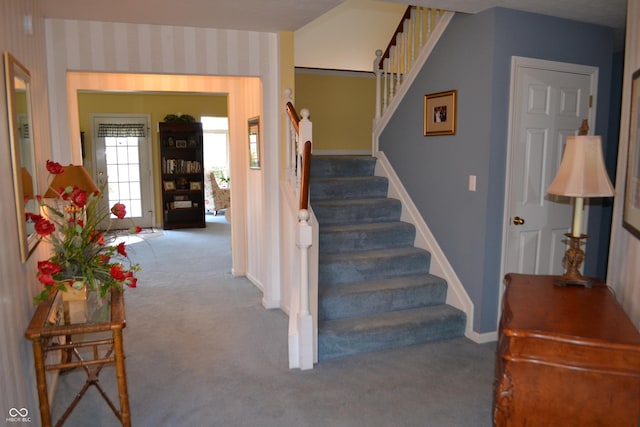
[201,116,229,214]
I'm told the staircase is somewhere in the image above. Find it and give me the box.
[311,155,465,361]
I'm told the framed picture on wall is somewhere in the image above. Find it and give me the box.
[623,69,640,238]
[248,116,260,169]
[424,90,457,136]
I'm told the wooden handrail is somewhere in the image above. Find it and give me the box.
[286,101,300,133]
[299,140,312,210]
[378,6,412,70]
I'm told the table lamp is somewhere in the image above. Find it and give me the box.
[43,164,99,198]
[43,164,100,216]
[547,123,614,287]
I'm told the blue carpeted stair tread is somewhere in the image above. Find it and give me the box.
[310,176,389,201]
[313,198,400,209]
[319,274,446,296]
[318,274,448,321]
[320,246,429,264]
[318,305,466,360]
[320,304,465,333]
[311,155,377,178]
[313,198,402,225]
[319,221,413,234]
[319,247,431,285]
[319,221,416,254]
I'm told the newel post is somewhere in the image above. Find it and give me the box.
[297,209,313,369]
[298,109,312,152]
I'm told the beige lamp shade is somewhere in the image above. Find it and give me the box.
[547,135,614,197]
[43,164,99,198]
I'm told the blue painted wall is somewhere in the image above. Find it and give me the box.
[379,8,618,333]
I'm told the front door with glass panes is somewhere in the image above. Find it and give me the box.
[92,115,154,230]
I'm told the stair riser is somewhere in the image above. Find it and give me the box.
[319,252,430,285]
[314,202,401,225]
[318,315,466,361]
[310,178,388,201]
[319,226,415,254]
[311,157,377,178]
[319,282,447,321]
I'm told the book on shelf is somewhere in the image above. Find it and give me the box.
[170,200,193,209]
[162,157,202,174]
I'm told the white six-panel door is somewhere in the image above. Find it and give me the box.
[503,57,598,278]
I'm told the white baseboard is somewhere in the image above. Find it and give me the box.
[312,149,372,156]
[466,330,498,344]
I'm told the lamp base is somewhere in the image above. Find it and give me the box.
[554,233,592,288]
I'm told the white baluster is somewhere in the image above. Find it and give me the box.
[410,7,416,64]
[403,17,409,74]
[383,58,389,112]
[389,45,396,100]
[296,148,301,198]
[396,34,401,87]
[419,7,424,50]
[374,50,383,122]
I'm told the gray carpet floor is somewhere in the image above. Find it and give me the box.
[52,214,497,426]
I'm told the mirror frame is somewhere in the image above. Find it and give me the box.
[4,51,40,263]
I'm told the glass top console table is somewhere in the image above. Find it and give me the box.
[25,288,131,426]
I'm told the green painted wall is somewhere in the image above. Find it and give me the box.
[294,70,375,153]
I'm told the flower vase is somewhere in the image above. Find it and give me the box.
[86,287,111,323]
[61,281,111,324]
[61,282,87,324]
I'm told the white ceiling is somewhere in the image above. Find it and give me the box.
[40,0,626,32]
[39,0,344,32]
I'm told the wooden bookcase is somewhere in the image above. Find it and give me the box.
[159,122,205,229]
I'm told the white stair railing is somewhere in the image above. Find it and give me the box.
[374,7,454,139]
[283,90,317,370]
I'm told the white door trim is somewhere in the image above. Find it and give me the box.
[499,56,599,323]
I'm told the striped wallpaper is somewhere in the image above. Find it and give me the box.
[44,19,279,163]
[44,18,284,308]
[1,0,53,422]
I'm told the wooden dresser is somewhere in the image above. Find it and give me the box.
[494,273,640,426]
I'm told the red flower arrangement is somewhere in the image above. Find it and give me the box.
[29,160,141,303]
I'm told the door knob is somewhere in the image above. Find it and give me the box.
[513,216,525,225]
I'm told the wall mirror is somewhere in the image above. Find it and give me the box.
[4,51,39,263]
[248,116,260,169]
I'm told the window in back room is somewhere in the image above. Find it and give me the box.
[201,116,229,214]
